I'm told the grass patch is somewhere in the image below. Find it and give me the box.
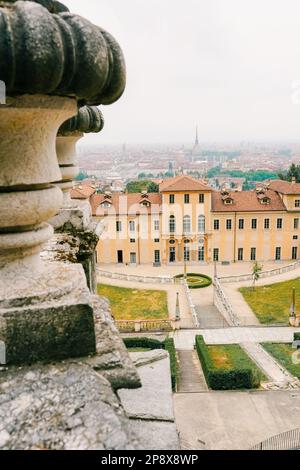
[196,336,266,390]
[97,284,168,320]
[262,343,300,379]
[239,278,300,324]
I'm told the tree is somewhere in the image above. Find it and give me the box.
[279,163,300,183]
[252,261,263,289]
[75,170,88,181]
[126,180,159,193]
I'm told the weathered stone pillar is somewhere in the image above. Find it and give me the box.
[0,0,126,364]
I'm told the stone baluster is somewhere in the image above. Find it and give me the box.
[55,106,104,207]
[0,0,126,364]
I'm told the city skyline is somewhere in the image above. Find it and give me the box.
[66,0,300,145]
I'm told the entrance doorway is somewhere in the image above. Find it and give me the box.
[169,247,176,263]
[117,250,123,263]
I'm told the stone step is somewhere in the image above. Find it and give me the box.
[177,350,208,393]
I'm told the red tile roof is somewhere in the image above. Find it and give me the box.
[212,189,286,212]
[70,185,96,199]
[268,179,300,195]
[90,193,162,216]
[159,175,212,192]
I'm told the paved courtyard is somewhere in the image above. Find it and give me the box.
[173,326,300,350]
[174,390,300,450]
[98,260,294,279]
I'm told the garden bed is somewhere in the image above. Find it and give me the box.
[262,342,300,379]
[239,278,300,324]
[195,335,266,390]
[174,273,212,289]
[98,284,169,320]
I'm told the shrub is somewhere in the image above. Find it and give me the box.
[123,337,163,350]
[164,338,177,391]
[294,332,300,343]
[174,273,212,289]
[195,336,260,390]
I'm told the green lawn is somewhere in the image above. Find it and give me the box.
[97,284,169,320]
[239,278,300,324]
[207,344,267,382]
[262,343,300,379]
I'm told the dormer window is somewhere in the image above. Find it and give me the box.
[101,201,112,208]
[261,197,270,205]
[140,201,150,207]
[224,197,233,205]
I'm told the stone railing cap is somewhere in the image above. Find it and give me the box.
[58,106,104,135]
[3,0,69,12]
[0,0,126,105]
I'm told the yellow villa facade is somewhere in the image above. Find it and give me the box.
[89,175,300,266]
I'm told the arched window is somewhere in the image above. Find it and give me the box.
[169,215,176,233]
[198,215,205,233]
[183,215,191,234]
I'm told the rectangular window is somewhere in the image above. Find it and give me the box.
[154,238,160,243]
[184,246,190,261]
[295,200,300,208]
[199,194,204,204]
[130,252,137,264]
[198,246,205,261]
[238,219,244,230]
[264,218,270,230]
[130,239,136,243]
[184,194,190,204]
[154,220,160,231]
[116,221,122,232]
[238,248,243,261]
[251,219,257,230]
[250,247,256,261]
[293,235,298,240]
[129,220,135,232]
[292,246,298,260]
[226,219,232,230]
[154,250,160,264]
[294,218,299,230]
[275,247,281,260]
[213,248,219,262]
[169,194,175,204]
[214,219,220,230]
[277,218,283,229]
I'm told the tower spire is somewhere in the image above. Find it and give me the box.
[195,125,199,145]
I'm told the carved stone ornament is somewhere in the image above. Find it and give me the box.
[0,0,126,105]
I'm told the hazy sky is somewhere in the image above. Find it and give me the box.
[65,0,300,145]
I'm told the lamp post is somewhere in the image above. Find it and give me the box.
[175,292,181,321]
[289,287,296,325]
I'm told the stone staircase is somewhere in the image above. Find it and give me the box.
[177,350,208,393]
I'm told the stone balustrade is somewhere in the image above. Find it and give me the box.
[0,0,126,364]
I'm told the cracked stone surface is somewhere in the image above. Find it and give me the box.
[0,361,141,450]
[118,351,175,422]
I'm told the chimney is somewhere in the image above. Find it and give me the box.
[292,177,296,184]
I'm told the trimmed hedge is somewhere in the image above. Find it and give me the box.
[123,336,178,391]
[294,333,300,342]
[123,337,163,350]
[195,336,260,390]
[164,338,177,391]
[174,273,212,289]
